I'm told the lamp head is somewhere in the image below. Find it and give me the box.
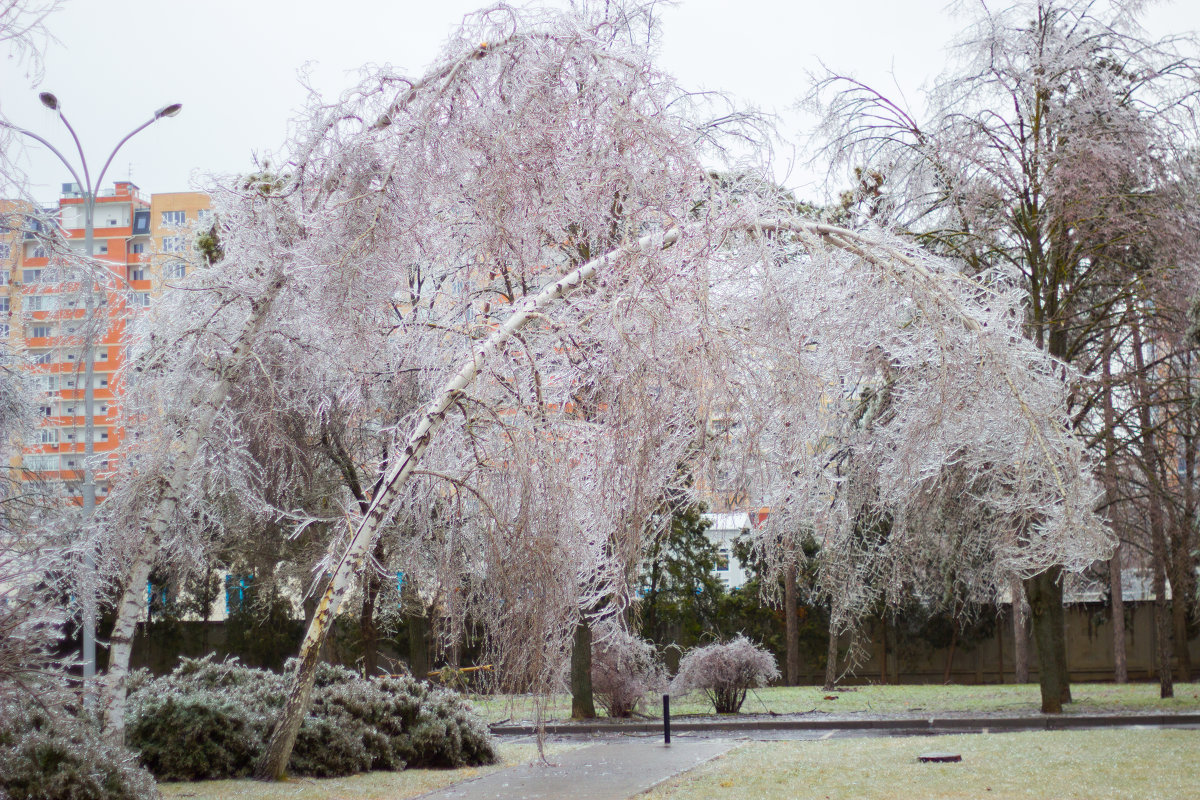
[38,92,60,111]
[155,103,182,119]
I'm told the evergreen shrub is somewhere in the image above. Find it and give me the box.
[125,657,496,780]
[0,696,158,800]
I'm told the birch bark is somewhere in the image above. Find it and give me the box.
[99,281,285,741]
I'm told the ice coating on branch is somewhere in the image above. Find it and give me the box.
[91,2,1110,734]
[704,216,1111,627]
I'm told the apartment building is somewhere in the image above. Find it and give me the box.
[148,191,210,295]
[7,182,209,501]
[1,199,31,343]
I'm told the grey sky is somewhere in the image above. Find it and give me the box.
[3,0,1199,204]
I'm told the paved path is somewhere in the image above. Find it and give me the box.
[415,739,734,800]
[490,711,1200,738]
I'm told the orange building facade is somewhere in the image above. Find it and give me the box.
[2,182,210,501]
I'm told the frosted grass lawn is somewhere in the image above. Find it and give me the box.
[471,682,1200,722]
[156,741,579,800]
[643,729,1200,800]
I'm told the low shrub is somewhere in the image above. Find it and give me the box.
[590,622,667,717]
[670,635,779,713]
[0,696,158,800]
[125,656,497,780]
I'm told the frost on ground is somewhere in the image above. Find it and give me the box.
[643,730,1199,800]
[156,742,582,800]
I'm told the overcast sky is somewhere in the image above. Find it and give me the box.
[3,0,1200,205]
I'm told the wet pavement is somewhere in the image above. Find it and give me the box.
[413,739,734,800]
[414,713,1200,799]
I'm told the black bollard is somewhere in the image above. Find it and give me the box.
[663,694,671,744]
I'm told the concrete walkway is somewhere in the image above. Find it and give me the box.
[414,739,734,800]
[489,710,1200,738]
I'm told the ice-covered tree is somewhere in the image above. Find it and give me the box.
[0,0,73,701]
[808,0,1200,709]
[91,2,1115,775]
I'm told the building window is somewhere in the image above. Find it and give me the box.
[23,454,57,472]
[31,350,52,365]
[30,246,46,259]
[164,261,187,279]
[716,548,730,572]
[0,243,10,259]
[23,268,42,282]
[128,292,150,308]
[94,375,108,388]
[128,267,146,282]
[161,210,186,226]
[0,297,8,313]
[0,323,8,338]
[130,242,145,254]
[25,295,54,311]
[38,375,57,392]
[196,209,213,224]
[39,405,52,417]
[29,325,52,338]
[161,236,186,253]
[37,428,58,445]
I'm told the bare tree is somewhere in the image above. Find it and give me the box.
[0,0,75,703]
[809,0,1200,710]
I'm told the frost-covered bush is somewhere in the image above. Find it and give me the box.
[125,657,496,780]
[670,635,779,713]
[0,696,158,800]
[591,623,666,717]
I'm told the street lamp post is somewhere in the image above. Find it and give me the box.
[0,95,180,693]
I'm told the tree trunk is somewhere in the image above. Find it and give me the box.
[99,281,285,743]
[1168,504,1194,683]
[879,615,888,685]
[99,558,153,741]
[995,611,1004,684]
[1176,356,1198,684]
[1171,577,1191,683]
[406,596,430,679]
[360,571,381,677]
[570,618,596,719]
[253,230,680,780]
[785,563,799,686]
[823,619,838,691]
[1152,561,1174,697]
[942,621,958,684]
[1012,577,1030,684]
[1024,567,1070,713]
[1110,546,1128,684]
[1131,317,1174,699]
[1100,336,1127,684]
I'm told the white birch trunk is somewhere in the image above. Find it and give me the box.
[254,228,680,779]
[99,284,284,742]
